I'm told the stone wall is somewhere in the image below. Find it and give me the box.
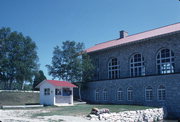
[79,30,180,119]
[89,32,180,81]
[87,108,164,122]
[79,74,180,119]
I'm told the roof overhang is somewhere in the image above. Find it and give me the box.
[86,23,180,54]
[35,80,78,89]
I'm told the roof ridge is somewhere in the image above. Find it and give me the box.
[126,22,180,38]
[86,22,180,53]
[94,22,180,46]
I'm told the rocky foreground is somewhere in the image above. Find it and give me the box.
[0,107,164,122]
[86,108,164,122]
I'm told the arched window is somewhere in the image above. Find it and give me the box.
[95,89,100,101]
[145,86,153,101]
[103,89,108,101]
[108,58,120,79]
[157,49,174,74]
[127,87,133,101]
[130,54,145,77]
[158,85,166,101]
[117,88,123,101]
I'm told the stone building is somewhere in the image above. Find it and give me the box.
[81,23,180,119]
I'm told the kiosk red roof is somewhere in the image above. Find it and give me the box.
[46,80,77,87]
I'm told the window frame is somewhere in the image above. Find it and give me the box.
[108,58,120,79]
[157,85,166,101]
[44,88,50,95]
[55,88,62,95]
[103,88,108,101]
[145,86,153,101]
[95,89,100,101]
[127,87,133,101]
[117,88,123,101]
[156,48,175,74]
[62,88,72,96]
[130,53,145,77]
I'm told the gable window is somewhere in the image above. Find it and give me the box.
[130,54,145,77]
[127,87,133,101]
[44,88,50,95]
[117,88,123,101]
[95,89,100,101]
[103,89,108,101]
[108,58,120,79]
[157,49,174,74]
[158,85,166,101]
[145,86,153,101]
[55,88,61,95]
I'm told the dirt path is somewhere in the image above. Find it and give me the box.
[0,109,100,122]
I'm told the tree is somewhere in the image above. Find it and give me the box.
[47,41,94,100]
[33,70,46,90]
[0,27,39,90]
[46,40,94,83]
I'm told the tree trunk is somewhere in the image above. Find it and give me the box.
[21,81,25,90]
[9,80,12,90]
[3,80,7,90]
[78,85,82,101]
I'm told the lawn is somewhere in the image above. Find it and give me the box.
[32,104,154,117]
[0,92,155,119]
[0,91,39,106]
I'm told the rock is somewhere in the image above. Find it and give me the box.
[91,107,99,115]
[86,107,164,122]
[91,107,110,116]
[97,108,110,115]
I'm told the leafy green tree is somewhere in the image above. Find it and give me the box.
[46,41,94,82]
[0,27,39,90]
[33,70,46,90]
[47,41,94,100]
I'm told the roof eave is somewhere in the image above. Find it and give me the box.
[86,30,180,54]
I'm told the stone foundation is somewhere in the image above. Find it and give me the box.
[87,108,164,122]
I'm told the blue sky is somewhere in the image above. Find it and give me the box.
[0,0,179,79]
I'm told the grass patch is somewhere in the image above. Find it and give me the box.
[0,92,39,106]
[32,104,153,117]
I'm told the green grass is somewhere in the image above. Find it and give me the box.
[0,91,39,106]
[0,92,154,118]
[32,104,154,117]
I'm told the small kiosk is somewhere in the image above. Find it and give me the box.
[36,80,77,106]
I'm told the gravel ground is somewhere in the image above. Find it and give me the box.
[0,109,101,122]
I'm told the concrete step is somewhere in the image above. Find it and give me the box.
[74,102,87,105]
[1,105,43,109]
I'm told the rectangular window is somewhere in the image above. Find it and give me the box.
[127,90,133,101]
[146,90,152,101]
[44,88,50,95]
[55,88,61,95]
[158,89,165,101]
[103,91,108,101]
[117,91,123,101]
[63,88,72,96]
[95,92,100,101]
[108,58,120,79]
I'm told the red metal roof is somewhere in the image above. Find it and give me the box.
[46,80,77,87]
[86,23,180,53]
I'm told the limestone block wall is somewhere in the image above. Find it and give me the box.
[89,32,180,81]
[81,74,180,119]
